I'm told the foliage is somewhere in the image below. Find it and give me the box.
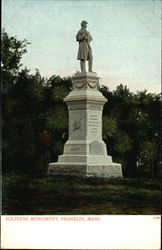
[1,30,29,73]
[100,84,160,177]
[1,30,30,93]
[138,140,159,178]
[103,116,117,139]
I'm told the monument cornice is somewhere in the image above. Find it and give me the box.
[71,72,100,90]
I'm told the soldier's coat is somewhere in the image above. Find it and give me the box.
[76,28,93,61]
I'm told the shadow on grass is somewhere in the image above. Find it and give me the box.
[2,174,161,215]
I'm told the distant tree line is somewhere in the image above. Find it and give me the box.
[2,30,161,178]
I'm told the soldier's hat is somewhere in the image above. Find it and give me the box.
[81,20,88,27]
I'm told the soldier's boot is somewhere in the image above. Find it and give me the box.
[80,60,86,73]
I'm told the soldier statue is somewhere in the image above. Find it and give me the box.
[76,20,93,73]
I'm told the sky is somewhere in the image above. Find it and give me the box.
[2,0,161,93]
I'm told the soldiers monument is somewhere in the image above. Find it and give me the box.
[48,21,123,178]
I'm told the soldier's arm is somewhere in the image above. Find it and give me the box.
[76,31,87,42]
[87,32,93,42]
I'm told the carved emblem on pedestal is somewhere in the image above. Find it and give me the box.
[73,118,82,131]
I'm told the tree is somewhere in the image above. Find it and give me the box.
[101,84,160,178]
[2,69,46,175]
[2,31,46,175]
[2,30,71,175]
[1,29,29,73]
[138,140,158,178]
[1,29,30,93]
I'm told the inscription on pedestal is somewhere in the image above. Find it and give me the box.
[88,114,100,136]
[70,147,80,152]
[64,144,86,154]
[88,105,102,110]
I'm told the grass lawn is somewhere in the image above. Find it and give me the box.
[2,174,161,215]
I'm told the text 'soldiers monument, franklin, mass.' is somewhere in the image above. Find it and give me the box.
[48,21,123,178]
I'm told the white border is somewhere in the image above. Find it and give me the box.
[1,215,161,249]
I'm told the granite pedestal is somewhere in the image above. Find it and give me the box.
[48,72,123,178]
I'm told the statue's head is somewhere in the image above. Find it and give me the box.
[81,20,88,28]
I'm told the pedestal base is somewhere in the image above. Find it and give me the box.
[48,162,123,178]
